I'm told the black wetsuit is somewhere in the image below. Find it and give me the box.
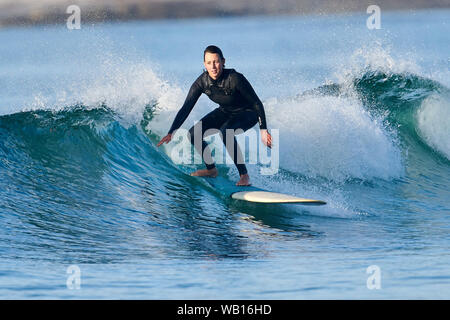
[168,68,267,175]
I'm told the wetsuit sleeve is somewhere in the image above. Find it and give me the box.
[168,80,202,134]
[235,74,268,130]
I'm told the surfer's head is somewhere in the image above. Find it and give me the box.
[204,45,225,80]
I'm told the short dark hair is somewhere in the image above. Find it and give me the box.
[204,45,224,61]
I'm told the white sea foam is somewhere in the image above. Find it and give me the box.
[266,94,403,182]
[332,41,423,94]
[417,93,450,160]
[72,59,184,126]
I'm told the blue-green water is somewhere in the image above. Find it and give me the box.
[0,10,449,299]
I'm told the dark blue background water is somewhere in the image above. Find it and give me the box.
[0,9,449,298]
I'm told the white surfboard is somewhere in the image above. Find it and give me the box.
[201,176,326,205]
[231,190,326,205]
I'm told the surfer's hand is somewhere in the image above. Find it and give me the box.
[260,129,272,149]
[157,134,172,147]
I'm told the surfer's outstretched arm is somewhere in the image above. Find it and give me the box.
[235,73,267,129]
[168,80,202,135]
[157,78,202,147]
[235,73,272,148]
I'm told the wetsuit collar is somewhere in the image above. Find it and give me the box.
[208,68,226,83]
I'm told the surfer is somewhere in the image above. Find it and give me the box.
[157,45,272,186]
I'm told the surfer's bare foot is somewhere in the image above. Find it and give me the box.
[236,174,251,186]
[190,168,218,177]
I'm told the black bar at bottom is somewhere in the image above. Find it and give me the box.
[1,300,443,318]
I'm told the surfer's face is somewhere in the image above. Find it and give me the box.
[204,52,225,80]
